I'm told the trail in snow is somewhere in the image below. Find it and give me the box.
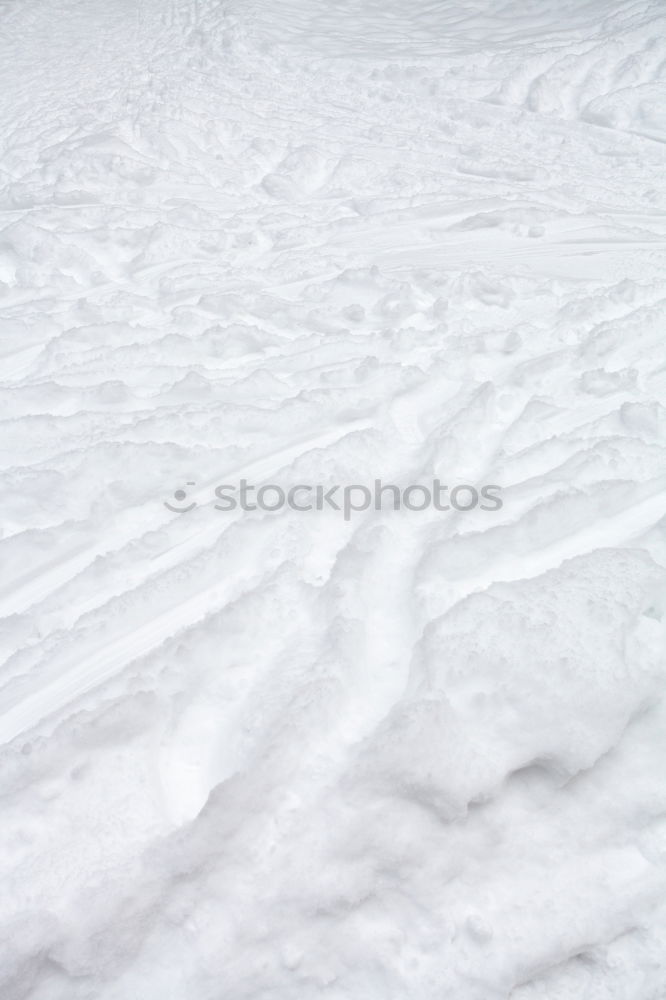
[1,0,666,998]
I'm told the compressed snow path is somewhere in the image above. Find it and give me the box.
[1,0,666,996]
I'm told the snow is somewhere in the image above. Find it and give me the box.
[1,0,665,996]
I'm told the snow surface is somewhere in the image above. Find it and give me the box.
[1,0,666,996]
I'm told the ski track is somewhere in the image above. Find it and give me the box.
[1,0,666,997]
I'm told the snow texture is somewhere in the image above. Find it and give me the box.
[1,0,666,997]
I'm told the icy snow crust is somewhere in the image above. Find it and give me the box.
[1,0,666,996]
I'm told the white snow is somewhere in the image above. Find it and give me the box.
[1,0,666,997]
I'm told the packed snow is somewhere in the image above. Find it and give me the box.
[1,0,665,997]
